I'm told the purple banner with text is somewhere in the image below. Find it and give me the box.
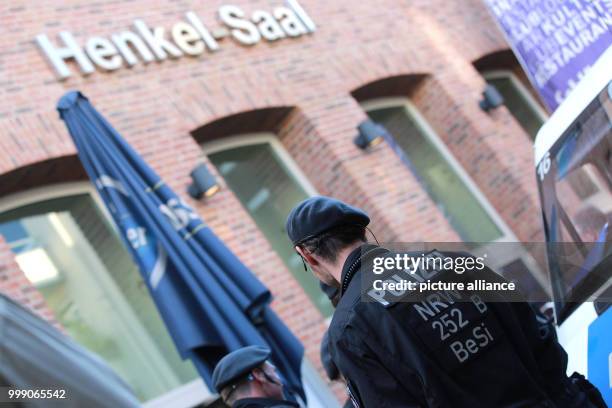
[485,0,612,111]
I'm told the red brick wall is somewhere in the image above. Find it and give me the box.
[0,0,545,400]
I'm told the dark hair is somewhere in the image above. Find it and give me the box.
[299,224,366,262]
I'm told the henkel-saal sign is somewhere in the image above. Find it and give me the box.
[36,0,316,80]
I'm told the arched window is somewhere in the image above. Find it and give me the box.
[0,183,212,407]
[203,134,333,316]
[361,97,549,301]
[473,50,548,140]
[362,98,510,243]
[483,70,548,139]
[477,57,600,208]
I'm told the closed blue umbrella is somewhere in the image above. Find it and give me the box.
[56,91,305,401]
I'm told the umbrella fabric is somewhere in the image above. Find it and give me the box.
[57,91,304,400]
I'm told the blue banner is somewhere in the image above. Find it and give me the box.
[485,0,612,111]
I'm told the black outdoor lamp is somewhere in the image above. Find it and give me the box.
[479,84,504,112]
[354,119,387,149]
[187,163,220,199]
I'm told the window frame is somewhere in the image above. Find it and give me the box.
[202,134,342,406]
[202,132,319,197]
[361,97,518,243]
[362,97,550,291]
[483,70,549,123]
[0,182,215,408]
[203,133,332,314]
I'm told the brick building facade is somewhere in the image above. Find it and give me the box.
[0,0,549,406]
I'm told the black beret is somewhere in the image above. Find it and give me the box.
[212,346,270,392]
[286,196,370,245]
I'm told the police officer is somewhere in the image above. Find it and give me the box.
[212,346,299,408]
[286,196,599,408]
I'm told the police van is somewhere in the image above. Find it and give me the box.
[534,46,612,404]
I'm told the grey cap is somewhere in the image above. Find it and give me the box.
[212,346,271,392]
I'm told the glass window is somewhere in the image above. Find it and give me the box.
[0,194,199,402]
[367,105,503,243]
[208,141,333,316]
[537,82,612,317]
[485,74,545,139]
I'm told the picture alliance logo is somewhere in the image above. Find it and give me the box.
[36,0,316,80]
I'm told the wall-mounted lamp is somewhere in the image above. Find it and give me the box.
[187,163,220,199]
[354,119,387,149]
[479,84,504,112]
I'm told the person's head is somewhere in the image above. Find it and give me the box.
[212,346,284,406]
[286,197,370,286]
[220,361,283,405]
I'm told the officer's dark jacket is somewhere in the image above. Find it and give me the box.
[232,397,299,408]
[328,244,592,408]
